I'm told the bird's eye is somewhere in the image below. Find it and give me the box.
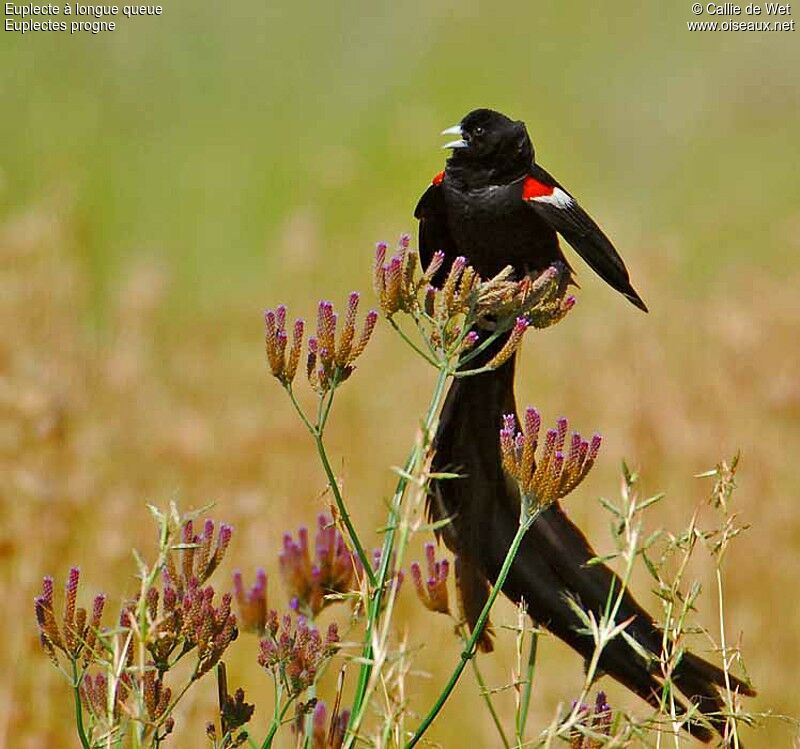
[473,126,484,137]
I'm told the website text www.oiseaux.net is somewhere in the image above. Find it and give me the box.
[687,2,795,30]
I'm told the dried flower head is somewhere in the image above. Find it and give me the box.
[570,691,613,749]
[34,568,106,665]
[484,316,529,369]
[264,305,305,386]
[138,573,238,676]
[374,236,574,369]
[179,578,238,678]
[306,295,377,393]
[500,408,601,513]
[258,615,339,697]
[410,543,450,615]
[142,667,172,722]
[80,671,130,722]
[473,262,573,328]
[221,686,255,741]
[373,234,456,317]
[279,514,359,617]
[233,568,269,635]
[165,518,233,599]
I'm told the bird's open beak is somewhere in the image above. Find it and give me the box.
[441,124,468,150]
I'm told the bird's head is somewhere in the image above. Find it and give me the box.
[442,109,534,177]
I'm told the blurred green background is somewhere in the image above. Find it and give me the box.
[2,1,799,746]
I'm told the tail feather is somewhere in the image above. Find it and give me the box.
[428,353,753,743]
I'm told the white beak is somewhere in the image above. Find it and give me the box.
[441,125,468,149]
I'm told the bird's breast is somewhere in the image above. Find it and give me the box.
[442,181,561,278]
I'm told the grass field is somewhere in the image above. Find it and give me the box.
[2,2,799,746]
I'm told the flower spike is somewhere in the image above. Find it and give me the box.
[410,543,451,615]
[500,409,601,514]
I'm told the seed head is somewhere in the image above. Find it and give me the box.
[258,615,339,698]
[305,296,377,393]
[500,409,601,513]
[410,543,450,615]
[35,569,106,665]
[279,515,359,616]
[485,317,530,369]
[233,568,269,635]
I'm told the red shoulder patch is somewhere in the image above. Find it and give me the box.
[522,176,554,200]
[431,170,445,186]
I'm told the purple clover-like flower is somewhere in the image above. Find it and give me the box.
[177,577,238,678]
[500,407,601,511]
[305,294,377,393]
[485,316,530,369]
[166,518,233,598]
[80,671,130,721]
[279,514,359,616]
[233,568,269,635]
[257,615,339,697]
[265,305,305,386]
[373,236,445,317]
[410,543,450,615]
[34,568,106,666]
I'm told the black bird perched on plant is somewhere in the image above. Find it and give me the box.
[414,108,754,742]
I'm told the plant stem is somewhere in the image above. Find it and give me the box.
[344,366,450,746]
[72,660,92,749]
[716,567,740,748]
[515,631,538,746]
[314,431,376,587]
[406,511,538,749]
[260,683,290,749]
[287,386,376,586]
[390,318,439,367]
[456,623,510,749]
[456,326,507,367]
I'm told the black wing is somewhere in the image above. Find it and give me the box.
[523,164,648,312]
[414,180,458,287]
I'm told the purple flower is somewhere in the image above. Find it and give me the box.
[410,543,450,615]
[279,515,359,616]
[499,409,601,510]
[233,568,269,635]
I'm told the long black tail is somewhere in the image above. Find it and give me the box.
[427,349,755,742]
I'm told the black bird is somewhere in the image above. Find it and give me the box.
[414,108,754,742]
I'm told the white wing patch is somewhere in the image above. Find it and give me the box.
[533,187,573,209]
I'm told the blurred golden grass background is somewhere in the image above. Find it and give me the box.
[2,1,799,746]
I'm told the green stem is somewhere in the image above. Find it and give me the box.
[515,631,538,745]
[314,432,376,587]
[287,386,376,587]
[345,366,450,746]
[72,660,92,749]
[390,318,439,367]
[457,623,510,749]
[456,326,507,367]
[286,386,316,434]
[260,683,291,749]
[406,511,538,749]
